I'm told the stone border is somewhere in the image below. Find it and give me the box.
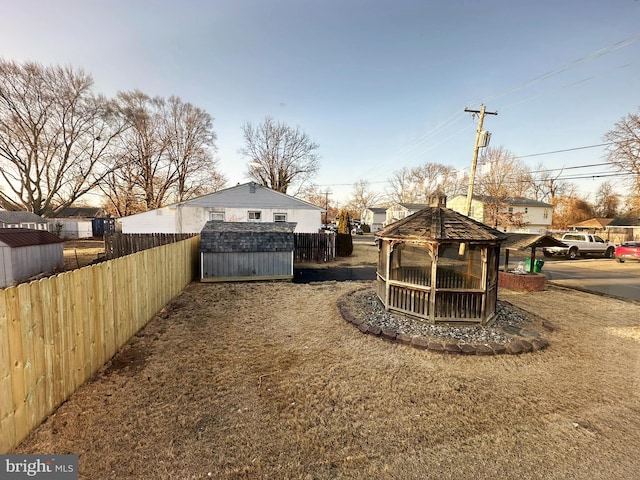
[337,289,551,356]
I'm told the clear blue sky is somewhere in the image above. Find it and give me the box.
[1,0,639,207]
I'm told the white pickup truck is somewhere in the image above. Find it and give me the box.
[542,232,616,260]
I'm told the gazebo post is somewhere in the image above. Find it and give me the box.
[504,248,510,272]
[429,243,438,324]
[529,246,536,274]
[384,241,392,310]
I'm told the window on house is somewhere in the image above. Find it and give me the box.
[248,211,262,221]
[209,210,224,222]
[508,207,513,214]
[543,209,548,219]
[274,213,287,222]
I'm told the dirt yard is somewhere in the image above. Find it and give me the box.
[14,237,640,479]
[62,239,105,270]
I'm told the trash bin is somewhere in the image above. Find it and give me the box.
[525,259,545,273]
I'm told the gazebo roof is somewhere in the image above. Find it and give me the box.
[376,207,507,242]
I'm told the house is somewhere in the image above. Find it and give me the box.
[361,207,387,232]
[50,206,114,239]
[384,203,428,227]
[200,221,296,282]
[0,211,50,231]
[605,217,640,244]
[0,228,64,287]
[118,182,324,234]
[448,195,553,234]
[567,218,613,233]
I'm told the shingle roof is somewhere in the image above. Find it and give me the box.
[0,228,64,247]
[376,207,507,242]
[55,207,107,218]
[201,221,297,234]
[452,195,553,208]
[0,211,47,224]
[608,217,640,227]
[398,203,429,211]
[502,233,566,250]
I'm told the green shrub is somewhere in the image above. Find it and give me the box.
[362,224,371,233]
[336,233,353,256]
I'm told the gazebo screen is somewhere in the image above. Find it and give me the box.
[377,240,499,324]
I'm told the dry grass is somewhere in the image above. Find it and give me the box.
[63,239,105,271]
[13,239,640,479]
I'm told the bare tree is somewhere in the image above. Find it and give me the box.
[242,116,320,194]
[604,107,640,197]
[164,96,225,201]
[101,92,225,214]
[347,179,382,218]
[552,194,595,229]
[0,60,126,216]
[113,90,173,210]
[594,181,620,218]
[386,163,465,205]
[476,146,529,228]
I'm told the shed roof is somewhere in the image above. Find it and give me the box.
[376,207,507,242]
[0,228,64,247]
[0,211,48,224]
[201,221,297,234]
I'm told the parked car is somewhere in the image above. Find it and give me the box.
[615,241,640,263]
[542,232,615,259]
[351,226,363,235]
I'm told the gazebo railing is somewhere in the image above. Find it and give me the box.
[435,291,483,321]
[388,283,431,317]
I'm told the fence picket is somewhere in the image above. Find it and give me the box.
[0,236,200,454]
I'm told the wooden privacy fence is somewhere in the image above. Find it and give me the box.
[104,233,196,260]
[0,236,200,454]
[294,233,335,262]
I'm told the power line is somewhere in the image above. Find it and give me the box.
[519,142,612,158]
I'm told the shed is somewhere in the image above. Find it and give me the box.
[375,196,506,325]
[200,221,297,282]
[0,228,64,288]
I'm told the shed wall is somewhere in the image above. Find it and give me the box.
[0,243,64,287]
[201,251,293,281]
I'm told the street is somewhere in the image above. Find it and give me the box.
[538,257,640,302]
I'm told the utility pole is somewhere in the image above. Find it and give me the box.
[322,190,331,225]
[463,104,498,217]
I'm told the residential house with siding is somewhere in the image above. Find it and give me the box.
[118,182,324,234]
[384,203,428,227]
[361,207,387,232]
[0,211,49,230]
[448,195,553,234]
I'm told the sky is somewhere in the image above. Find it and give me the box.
[1,0,639,208]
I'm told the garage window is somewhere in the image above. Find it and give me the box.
[248,211,262,221]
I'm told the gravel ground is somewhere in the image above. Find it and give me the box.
[349,288,537,344]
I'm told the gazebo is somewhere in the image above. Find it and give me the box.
[375,196,507,325]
